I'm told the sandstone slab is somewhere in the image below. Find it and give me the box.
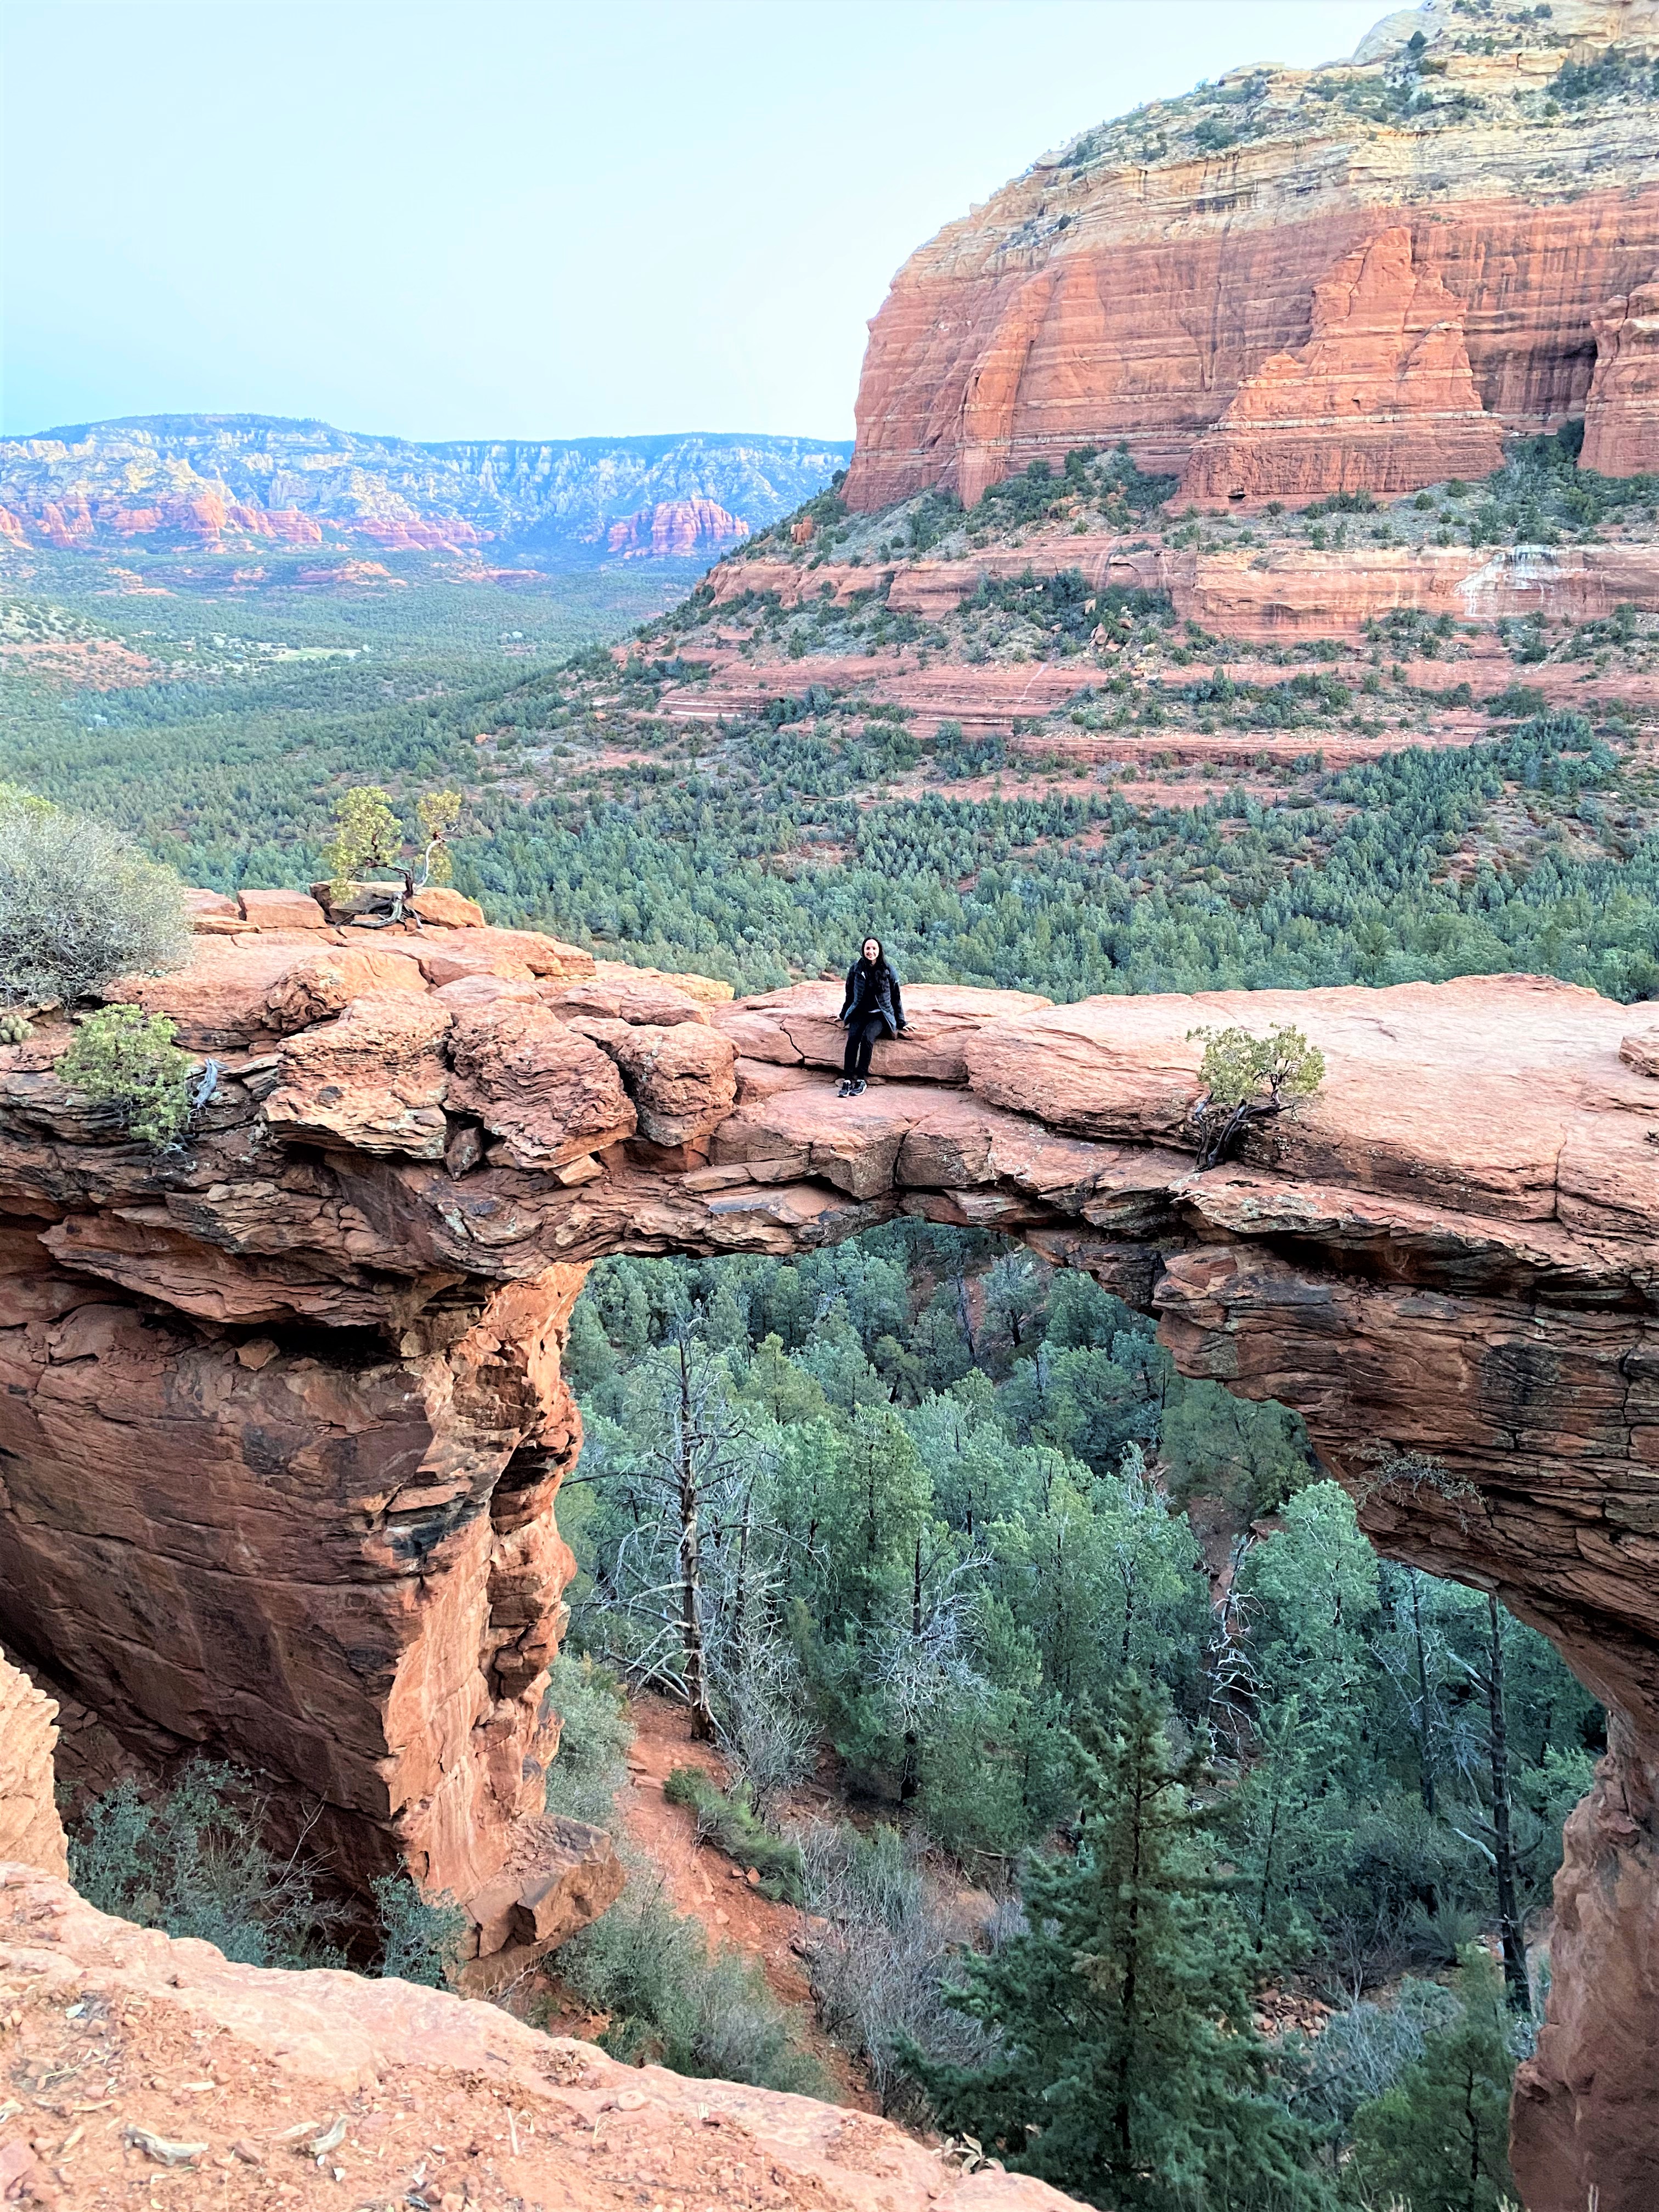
[446,1001,636,1168]
[262,994,453,1158]
[714,981,1054,1082]
[237,886,328,930]
[0,1865,1080,2212]
[416,927,594,987]
[541,973,712,1026]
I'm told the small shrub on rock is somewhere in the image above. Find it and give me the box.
[0,798,190,1007]
[70,1762,347,1968]
[1187,1020,1325,1167]
[58,1004,196,1147]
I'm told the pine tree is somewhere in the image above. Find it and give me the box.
[1341,1946,1517,2212]
[901,1676,1330,2210]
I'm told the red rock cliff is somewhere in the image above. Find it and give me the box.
[3,903,1659,2202]
[844,0,1659,510]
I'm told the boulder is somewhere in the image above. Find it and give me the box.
[237,886,328,930]
[410,884,486,928]
[445,1000,636,1167]
[262,945,431,1036]
[455,1815,627,1995]
[583,1020,738,1146]
[184,887,249,934]
[262,993,453,1158]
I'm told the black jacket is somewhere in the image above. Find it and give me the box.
[840,960,905,1038]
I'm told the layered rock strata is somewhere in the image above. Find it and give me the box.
[706,534,1659,642]
[1,903,1657,2200]
[1178,229,1504,502]
[844,1,1659,509]
[1583,278,1659,476]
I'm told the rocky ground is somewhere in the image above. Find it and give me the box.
[0,1854,1068,2212]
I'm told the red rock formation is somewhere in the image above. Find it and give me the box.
[843,8,1659,510]
[708,533,1659,641]
[1179,230,1502,503]
[605,499,748,558]
[6,910,1659,2194]
[0,1652,68,1877]
[0,1862,1076,2212]
[1583,279,1659,476]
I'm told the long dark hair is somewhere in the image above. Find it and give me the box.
[854,935,889,976]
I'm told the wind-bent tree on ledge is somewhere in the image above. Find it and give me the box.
[323,785,464,911]
[1187,1022,1326,1170]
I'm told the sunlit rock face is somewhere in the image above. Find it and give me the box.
[1,895,1658,2199]
[843,1,1659,512]
[0,1650,68,1877]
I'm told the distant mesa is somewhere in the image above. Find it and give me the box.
[0,416,852,571]
[605,497,748,558]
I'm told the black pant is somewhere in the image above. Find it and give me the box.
[843,1015,885,1080]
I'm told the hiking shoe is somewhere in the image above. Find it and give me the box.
[850,1079,867,1096]
[836,1079,851,1097]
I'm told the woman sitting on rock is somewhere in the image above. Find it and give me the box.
[838,935,908,1096]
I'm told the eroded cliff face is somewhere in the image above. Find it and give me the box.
[844,0,1659,510]
[2,902,1657,2203]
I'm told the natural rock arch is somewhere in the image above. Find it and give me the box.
[0,921,1654,2209]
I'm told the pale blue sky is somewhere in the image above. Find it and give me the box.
[5,1,1386,443]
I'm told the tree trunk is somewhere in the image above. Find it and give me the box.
[900,1533,922,1803]
[1486,1594,1528,2008]
[676,1345,716,1741]
[1410,1570,1438,1816]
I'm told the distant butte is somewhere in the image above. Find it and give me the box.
[844,0,1659,512]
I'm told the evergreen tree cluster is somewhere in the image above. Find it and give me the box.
[560,1225,1600,2204]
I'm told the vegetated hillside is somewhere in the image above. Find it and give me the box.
[843,0,1659,510]
[5,425,1659,1002]
[0,540,682,889]
[0,415,853,568]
